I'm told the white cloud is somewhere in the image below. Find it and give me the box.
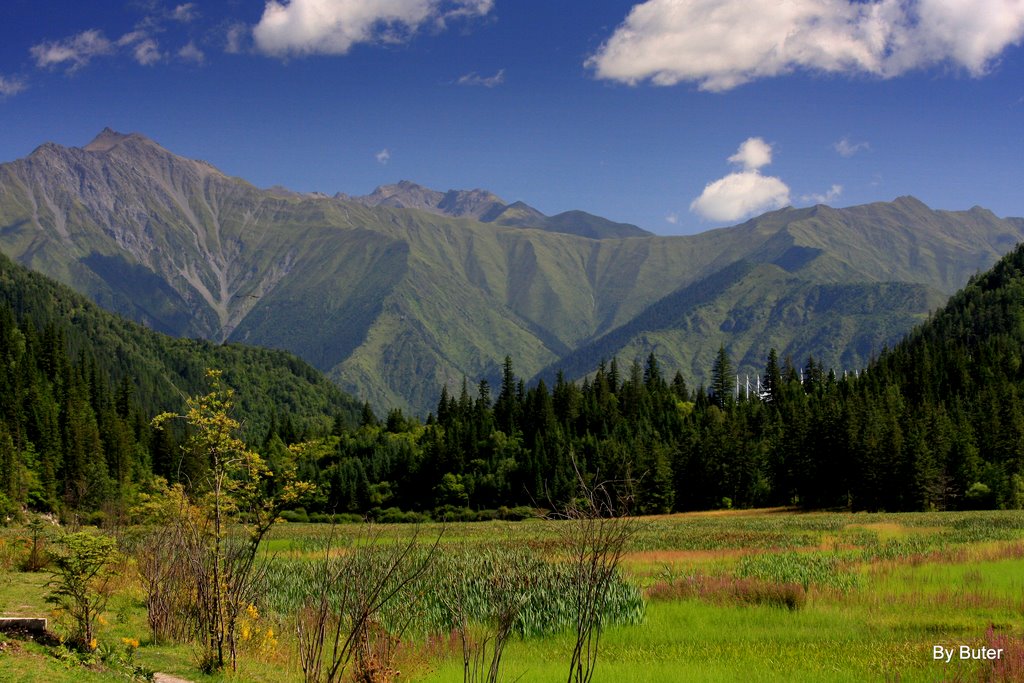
[31,30,114,72]
[32,27,166,71]
[226,23,250,54]
[691,172,791,221]
[376,148,391,164]
[131,38,163,65]
[252,0,494,57]
[172,3,198,22]
[116,31,163,66]
[665,212,679,225]
[801,184,843,204]
[690,138,791,222]
[587,0,1024,91]
[457,68,505,87]
[0,75,27,97]
[728,137,773,171]
[178,42,205,64]
[834,136,870,157]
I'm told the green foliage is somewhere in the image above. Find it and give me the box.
[45,531,119,650]
[735,552,860,592]
[152,370,313,672]
[278,236,1024,517]
[0,250,358,516]
[263,544,644,639]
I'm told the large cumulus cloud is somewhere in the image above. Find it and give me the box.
[588,0,1024,91]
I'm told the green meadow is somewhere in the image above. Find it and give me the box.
[2,510,1023,682]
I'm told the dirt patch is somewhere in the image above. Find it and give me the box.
[154,673,196,683]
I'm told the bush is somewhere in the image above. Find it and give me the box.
[497,506,538,521]
[433,505,477,522]
[46,532,120,650]
[0,493,20,524]
[372,507,431,524]
[279,509,309,523]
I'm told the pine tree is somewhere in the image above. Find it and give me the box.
[711,344,734,408]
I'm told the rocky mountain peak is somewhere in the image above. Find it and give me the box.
[348,180,508,221]
[83,127,136,152]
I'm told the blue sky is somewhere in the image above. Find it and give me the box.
[1,0,1022,235]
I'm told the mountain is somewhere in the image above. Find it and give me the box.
[0,129,1022,415]
[538,198,1024,386]
[0,248,362,442]
[344,180,652,239]
[536,260,947,388]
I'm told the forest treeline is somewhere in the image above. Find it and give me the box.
[292,241,1024,517]
[4,240,1024,520]
[0,251,359,518]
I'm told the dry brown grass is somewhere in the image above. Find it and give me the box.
[844,522,944,540]
[643,507,797,521]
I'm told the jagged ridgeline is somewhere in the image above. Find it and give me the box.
[0,250,360,513]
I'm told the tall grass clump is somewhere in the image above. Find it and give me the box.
[735,552,860,592]
[264,544,645,640]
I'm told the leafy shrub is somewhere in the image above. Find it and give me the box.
[497,506,538,521]
[371,507,431,524]
[280,509,309,523]
[46,531,120,650]
[307,512,363,524]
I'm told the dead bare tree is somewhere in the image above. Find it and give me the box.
[296,525,441,683]
[553,460,636,683]
[445,570,525,683]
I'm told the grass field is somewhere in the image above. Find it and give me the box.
[1,509,1023,682]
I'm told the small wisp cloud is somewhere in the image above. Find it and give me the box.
[30,3,215,73]
[834,137,870,158]
[31,29,114,72]
[802,184,844,204]
[0,75,27,97]
[178,42,205,65]
[690,137,791,223]
[457,69,505,87]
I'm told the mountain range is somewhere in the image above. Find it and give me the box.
[1,128,1022,414]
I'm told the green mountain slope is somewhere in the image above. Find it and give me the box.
[0,129,1022,414]
[0,249,361,440]
[538,251,949,389]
